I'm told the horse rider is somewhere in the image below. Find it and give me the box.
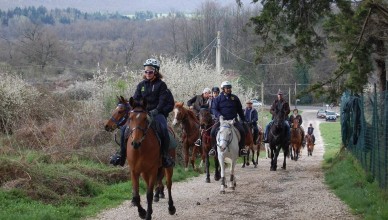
[188,87,211,147]
[187,87,211,116]
[244,100,259,145]
[306,123,316,144]
[208,81,248,157]
[263,89,291,145]
[110,58,175,168]
[209,87,220,120]
[288,108,305,147]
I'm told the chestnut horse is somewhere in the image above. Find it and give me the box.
[290,118,303,161]
[305,134,314,156]
[172,102,202,171]
[242,124,262,168]
[198,108,220,183]
[104,96,176,219]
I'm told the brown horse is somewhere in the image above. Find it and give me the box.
[305,134,314,156]
[244,125,263,168]
[104,96,176,219]
[290,118,303,161]
[172,102,202,171]
[198,108,220,183]
[241,123,256,168]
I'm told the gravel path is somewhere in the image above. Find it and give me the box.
[90,109,358,220]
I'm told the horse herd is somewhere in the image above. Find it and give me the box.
[104,96,315,220]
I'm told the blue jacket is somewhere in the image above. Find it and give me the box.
[212,92,245,121]
[133,78,173,118]
[244,107,258,124]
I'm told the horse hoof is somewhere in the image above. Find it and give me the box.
[254,165,257,168]
[282,166,286,170]
[154,196,159,202]
[205,178,210,183]
[160,193,165,199]
[169,206,176,215]
[230,186,235,190]
[246,162,250,166]
[139,209,147,219]
[220,190,225,194]
[241,164,245,168]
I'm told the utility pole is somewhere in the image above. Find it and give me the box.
[216,31,221,74]
[261,82,264,105]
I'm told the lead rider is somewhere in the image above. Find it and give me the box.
[208,81,248,157]
[110,58,175,168]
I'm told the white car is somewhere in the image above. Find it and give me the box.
[251,99,262,107]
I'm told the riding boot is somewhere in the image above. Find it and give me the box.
[110,126,127,166]
[208,138,217,156]
[161,133,175,168]
[312,135,315,144]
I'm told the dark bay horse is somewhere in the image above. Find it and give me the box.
[290,118,303,161]
[305,134,314,156]
[198,108,220,183]
[172,102,202,171]
[104,96,176,219]
[242,124,261,168]
[268,108,289,171]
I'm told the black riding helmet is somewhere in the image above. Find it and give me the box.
[212,87,220,92]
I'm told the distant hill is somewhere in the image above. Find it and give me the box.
[0,0,255,13]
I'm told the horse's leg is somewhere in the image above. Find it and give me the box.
[190,144,198,170]
[246,149,250,166]
[164,167,176,215]
[242,155,246,168]
[282,148,287,170]
[218,154,226,194]
[205,154,210,183]
[153,167,164,202]
[214,156,221,181]
[143,172,158,220]
[230,157,237,190]
[131,172,146,219]
[183,143,189,171]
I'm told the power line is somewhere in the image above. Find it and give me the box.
[221,45,294,66]
[190,37,217,61]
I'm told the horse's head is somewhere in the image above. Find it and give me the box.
[127,97,150,149]
[217,116,234,152]
[199,108,212,129]
[172,101,185,126]
[104,96,130,132]
[292,118,299,129]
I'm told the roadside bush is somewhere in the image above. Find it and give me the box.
[0,72,41,134]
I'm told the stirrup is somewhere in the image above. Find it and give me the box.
[194,139,201,146]
[208,148,216,156]
[240,149,248,156]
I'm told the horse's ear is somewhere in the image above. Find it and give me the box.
[219,115,224,123]
[120,95,125,102]
[129,97,135,108]
[141,98,147,109]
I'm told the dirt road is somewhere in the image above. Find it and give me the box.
[90,109,358,220]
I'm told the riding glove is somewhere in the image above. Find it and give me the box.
[149,109,158,116]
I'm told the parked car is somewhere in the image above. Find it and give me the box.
[317,109,326,118]
[325,111,337,121]
[251,99,263,107]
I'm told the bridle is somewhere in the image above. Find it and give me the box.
[128,109,151,144]
[217,124,233,149]
[109,103,130,127]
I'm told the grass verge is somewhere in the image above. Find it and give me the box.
[321,122,388,220]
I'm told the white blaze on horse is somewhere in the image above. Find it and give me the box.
[216,116,239,194]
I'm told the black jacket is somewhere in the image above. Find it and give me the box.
[133,78,173,117]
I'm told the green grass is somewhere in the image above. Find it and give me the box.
[321,122,388,220]
[0,153,201,220]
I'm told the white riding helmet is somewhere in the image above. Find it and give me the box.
[143,58,160,70]
[202,88,211,94]
[220,81,232,89]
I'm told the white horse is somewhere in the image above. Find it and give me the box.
[216,116,240,194]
